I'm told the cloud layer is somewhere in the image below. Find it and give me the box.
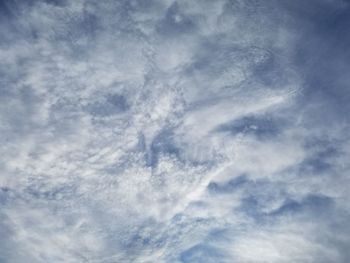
[1,0,350,262]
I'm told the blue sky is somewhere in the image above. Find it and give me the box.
[0,0,350,262]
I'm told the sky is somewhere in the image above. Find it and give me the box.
[0,0,350,262]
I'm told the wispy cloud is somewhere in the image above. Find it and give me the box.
[0,0,349,262]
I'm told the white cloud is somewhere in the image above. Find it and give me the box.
[0,0,349,262]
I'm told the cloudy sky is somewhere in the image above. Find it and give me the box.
[1,0,350,262]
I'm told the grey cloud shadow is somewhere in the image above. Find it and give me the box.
[239,193,334,223]
[86,94,130,117]
[156,2,196,37]
[213,114,286,140]
[298,137,340,176]
[268,194,334,217]
[207,175,248,195]
[180,243,225,263]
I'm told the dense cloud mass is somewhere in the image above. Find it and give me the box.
[1,0,350,262]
